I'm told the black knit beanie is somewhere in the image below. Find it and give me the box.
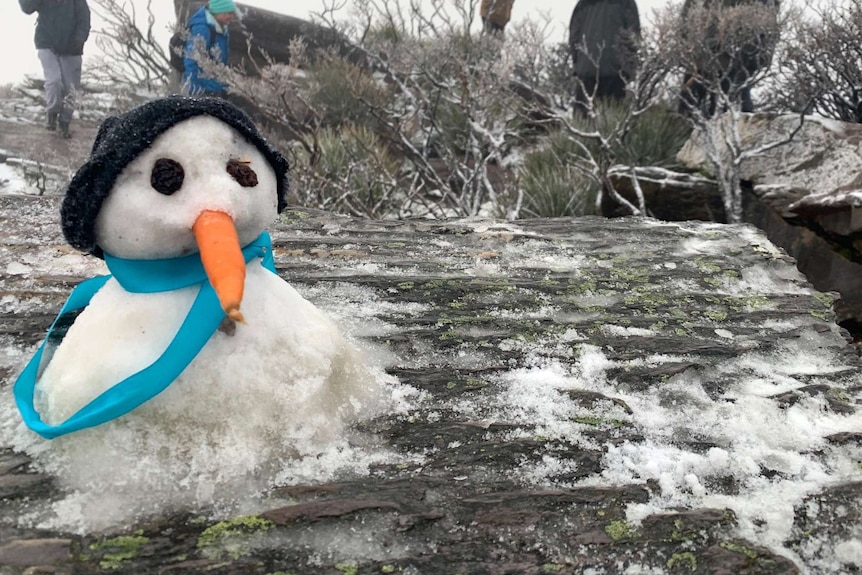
[61,95,290,258]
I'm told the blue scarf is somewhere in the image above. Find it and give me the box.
[14,231,276,439]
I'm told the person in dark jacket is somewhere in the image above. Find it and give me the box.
[19,0,90,139]
[182,0,236,96]
[678,0,780,116]
[568,0,641,111]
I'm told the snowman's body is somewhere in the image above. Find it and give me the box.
[14,100,381,523]
[36,265,368,432]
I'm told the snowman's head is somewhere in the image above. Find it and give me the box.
[61,96,290,259]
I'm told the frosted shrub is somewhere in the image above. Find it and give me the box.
[518,143,599,218]
[516,100,690,219]
[771,0,862,122]
[651,2,796,223]
[291,125,401,218]
[614,104,692,168]
[569,100,692,169]
[308,56,392,130]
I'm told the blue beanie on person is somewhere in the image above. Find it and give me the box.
[208,0,237,14]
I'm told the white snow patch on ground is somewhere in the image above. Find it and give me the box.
[0,163,28,194]
[601,324,656,337]
[466,337,862,570]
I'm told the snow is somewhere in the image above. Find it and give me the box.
[458,339,860,568]
[0,163,28,195]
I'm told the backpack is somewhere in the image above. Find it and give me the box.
[169,26,217,73]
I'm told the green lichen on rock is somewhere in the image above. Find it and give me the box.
[731,294,774,312]
[809,308,833,322]
[720,540,759,559]
[574,415,603,427]
[694,258,722,274]
[197,515,275,559]
[813,292,834,308]
[89,531,149,570]
[604,520,635,541]
[704,309,728,322]
[542,563,565,573]
[666,551,697,571]
[611,265,651,283]
[280,209,311,221]
[335,562,359,575]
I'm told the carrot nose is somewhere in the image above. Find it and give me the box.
[192,210,246,323]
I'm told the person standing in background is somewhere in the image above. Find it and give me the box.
[480,0,515,35]
[569,0,641,110]
[18,0,91,139]
[182,0,237,96]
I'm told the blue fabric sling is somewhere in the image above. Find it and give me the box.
[14,231,276,439]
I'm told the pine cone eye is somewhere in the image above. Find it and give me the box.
[227,159,258,188]
[151,158,184,195]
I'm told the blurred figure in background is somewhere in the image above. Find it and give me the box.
[480,0,515,34]
[182,0,237,96]
[18,0,91,139]
[568,0,641,111]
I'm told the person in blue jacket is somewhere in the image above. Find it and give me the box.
[182,0,236,96]
[19,0,91,139]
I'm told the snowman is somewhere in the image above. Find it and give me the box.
[11,96,381,520]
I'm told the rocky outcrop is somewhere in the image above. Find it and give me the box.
[677,112,862,332]
[1,196,860,574]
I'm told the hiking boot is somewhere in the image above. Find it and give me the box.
[59,123,71,139]
[46,113,57,131]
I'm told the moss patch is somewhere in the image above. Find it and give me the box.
[89,532,149,570]
[197,515,275,560]
[666,551,697,571]
[604,520,635,541]
[720,540,759,559]
[335,562,359,575]
[704,310,728,322]
[813,292,834,308]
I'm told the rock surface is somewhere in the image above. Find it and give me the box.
[0,196,861,574]
[677,112,862,332]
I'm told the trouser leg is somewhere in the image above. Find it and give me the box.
[37,49,64,119]
[740,87,754,112]
[57,55,83,128]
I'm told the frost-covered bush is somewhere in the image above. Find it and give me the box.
[771,0,862,122]
[165,0,701,220]
[290,125,401,218]
[308,56,392,131]
[570,100,692,169]
[518,136,599,218]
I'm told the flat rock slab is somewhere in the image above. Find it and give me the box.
[1,196,861,574]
